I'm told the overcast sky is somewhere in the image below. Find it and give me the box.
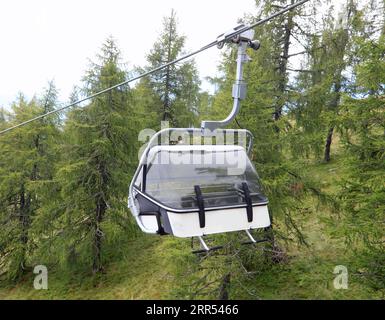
[0,0,260,108]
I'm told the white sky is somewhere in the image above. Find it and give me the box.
[0,0,258,108]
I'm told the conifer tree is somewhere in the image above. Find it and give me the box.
[339,8,385,291]
[322,1,357,162]
[253,0,314,124]
[0,107,6,127]
[53,38,137,273]
[143,9,200,127]
[0,91,59,281]
[131,78,162,130]
[294,1,361,162]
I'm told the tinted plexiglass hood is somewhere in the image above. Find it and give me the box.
[136,145,267,211]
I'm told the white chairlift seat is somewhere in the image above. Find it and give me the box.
[130,144,270,238]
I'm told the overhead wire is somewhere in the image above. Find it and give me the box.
[0,0,309,135]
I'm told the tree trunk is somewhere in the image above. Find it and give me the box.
[218,273,231,300]
[92,198,106,273]
[163,11,174,123]
[92,159,108,273]
[324,126,334,162]
[324,79,341,162]
[274,0,294,122]
[18,186,30,275]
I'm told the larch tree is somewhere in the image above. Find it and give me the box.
[0,89,60,281]
[293,0,363,162]
[339,2,385,291]
[53,37,137,273]
[321,2,354,162]
[143,9,200,128]
[0,108,6,127]
[253,0,315,124]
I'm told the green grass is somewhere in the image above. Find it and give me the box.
[0,235,192,300]
[0,148,383,300]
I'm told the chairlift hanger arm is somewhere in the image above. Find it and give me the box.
[201,0,309,131]
[201,37,252,131]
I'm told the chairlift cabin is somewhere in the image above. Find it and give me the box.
[129,128,270,238]
[128,27,272,251]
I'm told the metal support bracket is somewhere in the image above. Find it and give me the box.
[245,229,256,243]
[201,28,259,131]
[241,229,269,245]
[198,236,210,251]
[192,236,223,254]
[192,230,270,253]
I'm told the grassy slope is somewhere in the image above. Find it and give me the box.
[0,152,382,300]
[240,156,379,300]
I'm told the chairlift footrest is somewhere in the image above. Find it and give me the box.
[241,240,255,245]
[241,238,269,245]
[192,245,223,255]
[255,238,269,243]
[192,249,208,254]
[210,245,224,251]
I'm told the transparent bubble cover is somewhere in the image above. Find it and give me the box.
[137,145,267,210]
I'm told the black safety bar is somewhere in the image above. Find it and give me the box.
[241,182,253,223]
[194,185,206,228]
[139,211,167,235]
